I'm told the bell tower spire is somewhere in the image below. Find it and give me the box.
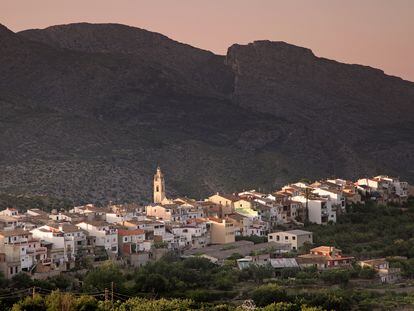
[153,166,166,204]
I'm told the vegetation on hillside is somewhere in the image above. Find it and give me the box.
[308,199,414,258]
[2,198,414,310]
[0,193,72,212]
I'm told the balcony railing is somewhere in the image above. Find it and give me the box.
[41,258,52,265]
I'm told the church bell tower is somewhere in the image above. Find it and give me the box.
[153,166,166,204]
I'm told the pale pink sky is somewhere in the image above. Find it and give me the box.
[2,0,414,81]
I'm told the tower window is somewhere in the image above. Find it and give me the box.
[156,186,159,192]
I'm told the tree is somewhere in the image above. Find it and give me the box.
[11,294,45,311]
[248,265,274,283]
[251,284,288,307]
[213,270,236,290]
[11,273,34,289]
[119,297,194,311]
[83,261,125,292]
[358,267,377,279]
[45,291,76,311]
[74,296,98,311]
[135,273,169,293]
[260,302,298,311]
[320,270,350,285]
[0,271,8,288]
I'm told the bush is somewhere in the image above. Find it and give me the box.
[251,284,288,307]
[83,261,126,292]
[120,297,194,310]
[280,268,299,279]
[358,267,377,279]
[320,270,350,285]
[11,294,45,311]
[236,235,267,244]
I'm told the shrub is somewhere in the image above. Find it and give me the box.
[358,267,377,279]
[251,284,288,307]
[320,270,350,285]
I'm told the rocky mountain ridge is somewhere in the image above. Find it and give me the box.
[0,23,413,203]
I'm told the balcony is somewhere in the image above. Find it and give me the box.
[35,247,47,254]
[41,258,52,265]
[104,229,117,235]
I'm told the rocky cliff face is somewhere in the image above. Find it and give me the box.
[0,23,413,203]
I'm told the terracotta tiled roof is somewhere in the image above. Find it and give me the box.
[0,229,31,237]
[118,229,145,236]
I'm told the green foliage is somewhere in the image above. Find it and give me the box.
[320,270,350,285]
[45,290,76,311]
[118,297,194,310]
[8,287,414,311]
[11,273,34,289]
[307,202,414,258]
[251,284,288,307]
[0,271,8,288]
[133,256,238,294]
[260,303,325,311]
[226,253,244,261]
[236,235,268,244]
[73,296,98,311]
[241,265,274,284]
[0,193,72,212]
[279,268,299,279]
[295,266,318,282]
[83,261,126,292]
[260,302,299,311]
[11,294,45,311]
[358,267,377,279]
[12,292,99,311]
[136,273,169,293]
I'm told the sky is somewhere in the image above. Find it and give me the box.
[2,0,414,81]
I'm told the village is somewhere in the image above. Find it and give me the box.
[0,167,411,285]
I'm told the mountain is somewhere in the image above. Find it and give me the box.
[0,23,413,203]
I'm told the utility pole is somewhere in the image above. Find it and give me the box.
[104,288,109,302]
[305,187,310,223]
[111,281,114,307]
[32,287,35,299]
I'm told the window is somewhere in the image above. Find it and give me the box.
[124,237,128,242]
[292,236,296,240]
[269,235,273,240]
[285,236,288,240]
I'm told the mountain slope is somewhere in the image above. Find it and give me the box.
[0,23,413,203]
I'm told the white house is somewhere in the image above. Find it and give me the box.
[76,221,118,254]
[268,229,313,251]
[291,195,336,225]
[311,187,345,211]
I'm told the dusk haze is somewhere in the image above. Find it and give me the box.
[0,1,414,310]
